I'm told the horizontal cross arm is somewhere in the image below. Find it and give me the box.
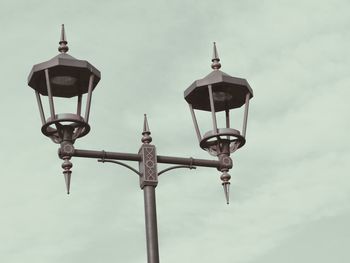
[65,148,223,169]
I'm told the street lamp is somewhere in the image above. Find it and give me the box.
[184,42,253,203]
[27,25,253,263]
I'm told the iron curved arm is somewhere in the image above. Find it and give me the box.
[98,159,141,176]
[158,165,196,176]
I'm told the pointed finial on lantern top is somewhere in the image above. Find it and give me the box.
[58,24,69,53]
[211,42,221,70]
[141,114,152,144]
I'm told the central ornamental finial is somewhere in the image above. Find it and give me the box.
[141,114,152,144]
[58,24,69,53]
[211,42,221,70]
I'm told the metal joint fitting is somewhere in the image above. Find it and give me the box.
[217,155,233,171]
[58,142,75,159]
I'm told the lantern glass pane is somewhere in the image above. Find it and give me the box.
[84,74,95,123]
[213,106,244,135]
[45,69,55,118]
[192,109,214,136]
[230,106,244,134]
[35,91,46,125]
[35,90,50,122]
[188,104,202,142]
[51,97,81,119]
[208,85,218,133]
[41,75,94,124]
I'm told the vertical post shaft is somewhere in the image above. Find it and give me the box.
[143,186,160,263]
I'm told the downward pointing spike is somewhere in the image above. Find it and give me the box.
[64,171,71,194]
[222,182,230,204]
[220,170,231,204]
[62,156,72,194]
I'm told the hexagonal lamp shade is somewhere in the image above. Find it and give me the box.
[184,43,253,156]
[27,25,101,143]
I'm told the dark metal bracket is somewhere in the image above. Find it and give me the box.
[97,159,197,177]
[158,165,196,176]
[98,159,141,176]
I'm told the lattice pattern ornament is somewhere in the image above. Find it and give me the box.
[139,144,158,188]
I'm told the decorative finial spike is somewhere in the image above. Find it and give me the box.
[60,24,66,42]
[64,172,71,195]
[58,24,69,53]
[212,42,219,60]
[143,114,150,134]
[220,170,231,204]
[223,183,230,204]
[62,156,72,194]
[141,114,152,144]
[211,42,221,70]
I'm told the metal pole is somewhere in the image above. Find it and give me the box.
[143,186,160,263]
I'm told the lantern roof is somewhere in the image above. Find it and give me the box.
[184,43,253,112]
[27,24,101,98]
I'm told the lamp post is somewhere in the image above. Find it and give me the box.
[27,25,253,263]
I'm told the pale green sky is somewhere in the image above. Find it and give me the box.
[0,0,349,262]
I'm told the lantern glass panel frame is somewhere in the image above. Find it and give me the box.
[186,82,252,156]
[33,68,96,143]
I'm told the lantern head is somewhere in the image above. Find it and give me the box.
[27,25,101,143]
[184,43,253,157]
